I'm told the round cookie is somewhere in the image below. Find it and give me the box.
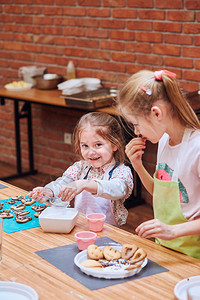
[103,246,121,261]
[121,244,138,260]
[87,245,104,260]
[11,204,26,211]
[15,215,32,223]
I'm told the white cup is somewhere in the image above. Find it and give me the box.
[0,218,3,264]
[188,286,200,300]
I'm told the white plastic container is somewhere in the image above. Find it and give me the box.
[39,207,78,233]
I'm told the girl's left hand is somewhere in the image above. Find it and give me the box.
[58,180,85,202]
[135,219,175,240]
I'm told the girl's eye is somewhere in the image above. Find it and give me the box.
[81,144,88,149]
[96,143,102,147]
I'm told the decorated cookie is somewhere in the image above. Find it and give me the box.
[31,205,47,212]
[21,197,36,205]
[14,210,30,216]
[8,199,15,205]
[0,211,13,219]
[11,204,26,211]
[15,215,32,223]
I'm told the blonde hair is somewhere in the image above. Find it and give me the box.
[118,70,200,129]
[73,112,125,163]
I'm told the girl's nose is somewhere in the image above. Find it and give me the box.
[88,147,96,154]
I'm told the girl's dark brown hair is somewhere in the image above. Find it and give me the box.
[73,112,125,163]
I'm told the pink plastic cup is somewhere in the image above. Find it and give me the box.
[74,231,97,251]
[86,213,106,232]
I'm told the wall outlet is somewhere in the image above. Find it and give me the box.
[64,132,72,145]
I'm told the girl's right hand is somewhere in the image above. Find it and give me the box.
[125,137,146,171]
[28,187,53,203]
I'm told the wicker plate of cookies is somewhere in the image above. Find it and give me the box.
[74,244,148,279]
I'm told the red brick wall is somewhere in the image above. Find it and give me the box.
[0,0,200,204]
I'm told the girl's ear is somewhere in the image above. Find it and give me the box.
[151,105,163,121]
[112,145,118,152]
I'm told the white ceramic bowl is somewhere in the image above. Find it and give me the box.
[39,207,78,233]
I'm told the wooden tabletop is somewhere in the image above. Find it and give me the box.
[0,180,200,299]
[0,87,118,115]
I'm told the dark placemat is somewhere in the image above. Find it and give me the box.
[0,198,47,233]
[36,236,169,290]
[0,183,8,189]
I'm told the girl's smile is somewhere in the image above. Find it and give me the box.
[80,126,117,168]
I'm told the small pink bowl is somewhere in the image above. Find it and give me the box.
[74,231,97,251]
[86,213,106,232]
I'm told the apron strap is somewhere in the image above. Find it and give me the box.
[172,128,191,181]
[83,162,120,180]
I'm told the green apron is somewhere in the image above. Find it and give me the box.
[153,129,200,259]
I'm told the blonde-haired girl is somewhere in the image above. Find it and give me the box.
[117,69,200,259]
[29,112,133,227]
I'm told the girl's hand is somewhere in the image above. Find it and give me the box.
[27,187,53,203]
[125,137,146,171]
[58,180,85,202]
[135,219,175,240]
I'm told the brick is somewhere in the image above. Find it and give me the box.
[197,12,200,22]
[193,36,200,46]
[93,70,117,82]
[55,0,75,4]
[102,61,125,72]
[183,70,200,82]
[181,81,199,92]
[23,6,41,14]
[0,59,9,68]
[185,0,200,9]
[77,59,101,69]
[76,39,99,48]
[137,54,163,65]
[112,8,137,18]
[127,20,152,31]
[42,46,63,55]
[112,52,135,62]
[110,30,134,41]
[33,35,54,44]
[127,0,153,8]
[194,60,200,70]
[54,37,75,46]
[76,18,99,27]
[85,28,108,38]
[4,42,22,51]
[184,24,200,34]
[87,8,110,17]
[54,17,75,26]
[135,32,162,43]
[102,0,125,7]
[152,44,180,56]
[154,22,182,33]
[164,34,192,45]
[167,11,195,22]
[155,0,183,8]
[138,10,164,20]
[64,48,86,57]
[87,49,110,60]
[0,14,13,22]
[100,40,125,51]
[23,44,42,53]
[35,54,57,64]
[0,32,14,41]
[42,6,63,15]
[126,64,152,75]
[77,0,100,5]
[125,42,151,53]
[41,27,62,35]
[183,47,200,58]
[165,57,193,69]
[15,52,35,61]
[33,16,53,25]
[63,7,86,16]
[34,0,53,4]
[100,19,125,29]
[4,24,21,32]
[15,33,32,42]
[63,27,85,37]
[4,5,21,13]
[21,25,41,34]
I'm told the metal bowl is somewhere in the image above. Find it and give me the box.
[32,74,63,90]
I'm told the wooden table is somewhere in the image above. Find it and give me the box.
[0,180,200,300]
